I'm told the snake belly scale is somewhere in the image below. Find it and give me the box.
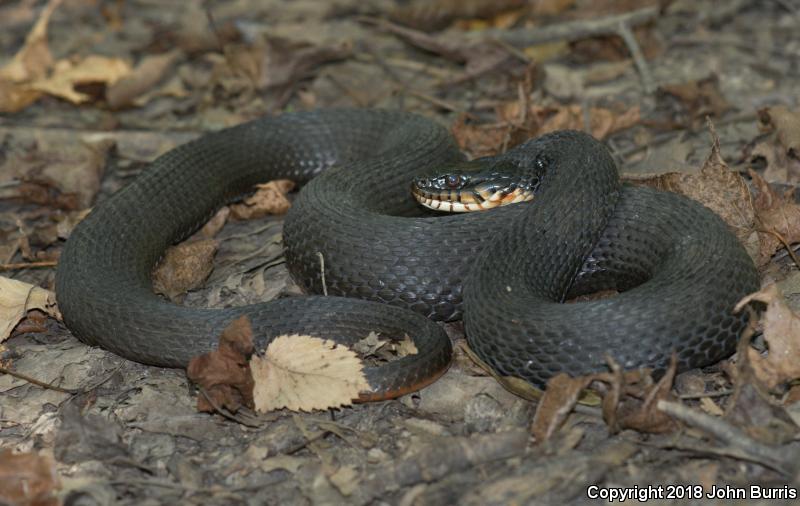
[55,109,759,394]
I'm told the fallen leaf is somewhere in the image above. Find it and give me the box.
[259,455,307,474]
[390,0,527,32]
[452,103,640,159]
[352,331,386,356]
[30,55,131,104]
[601,355,679,434]
[0,276,60,342]
[657,75,732,129]
[0,80,41,113]
[749,170,800,264]
[0,0,61,82]
[0,449,60,506]
[106,50,182,109]
[392,334,418,357]
[735,284,800,389]
[195,207,231,239]
[229,180,295,220]
[627,122,760,262]
[531,373,594,442]
[251,334,369,412]
[750,106,800,185]
[186,315,256,413]
[327,464,360,496]
[152,238,218,301]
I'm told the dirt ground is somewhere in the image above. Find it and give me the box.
[2,0,800,504]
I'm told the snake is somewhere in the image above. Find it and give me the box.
[55,109,760,398]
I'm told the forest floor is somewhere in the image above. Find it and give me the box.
[1,0,800,505]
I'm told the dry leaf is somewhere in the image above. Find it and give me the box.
[106,50,182,109]
[251,334,369,412]
[531,373,594,442]
[0,80,41,113]
[186,315,255,413]
[390,0,527,32]
[735,285,800,389]
[748,170,800,265]
[0,0,61,82]
[0,276,60,342]
[627,123,760,262]
[229,180,295,220]
[751,106,800,185]
[152,239,218,301]
[0,449,60,506]
[657,75,731,128]
[30,55,131,104]
[393,334,418,357]
[601,356,679,434]
[327,464,360,496]
[352,331,386,356]
[452,103,640,159]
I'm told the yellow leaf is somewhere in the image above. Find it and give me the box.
[251,334,369,412]
[30,56,131,104]
[0,0,62,82]
[0,276,60,342]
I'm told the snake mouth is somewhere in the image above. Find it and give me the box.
[411,185,534,212]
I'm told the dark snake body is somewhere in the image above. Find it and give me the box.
[55,109,759,393]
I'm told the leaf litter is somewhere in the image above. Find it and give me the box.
[3,0,800,503]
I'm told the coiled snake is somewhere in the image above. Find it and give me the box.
[55,109,759,397]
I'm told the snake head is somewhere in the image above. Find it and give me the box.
[411,156,544,213]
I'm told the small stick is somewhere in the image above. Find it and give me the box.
[0,260,58,271]
[658,399,794,474]
[0,366,77,394]
[470,7,659,47]
[317,252,327,296]
[616,21,655,93]
[757,227,800,268]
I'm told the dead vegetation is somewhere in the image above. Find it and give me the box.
[2,0,800,504]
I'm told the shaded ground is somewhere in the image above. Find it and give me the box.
[1,0,800,504]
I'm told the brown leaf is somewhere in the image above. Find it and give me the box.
[750,106,800,185]
[390,0,527,32]
[187,315,256,413]
[657,75,732,129]
[152,238,218,301]
[735,284,800,389]
[751,172,800,263]
[452,103,640,159]
[601,355,679,434]
[0,276,60,342]
[627,124,760,262]
[0,0,61,82]
[30,55,131,104]
[229,180,295,220]
[531,373,594,442]
[0,449,60,506]
[251,334,369,412]
[106,50,182,109]
[0,80,41,113]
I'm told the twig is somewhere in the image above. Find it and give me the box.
[199,387,262,428]
[616,21,654,93]
[658,400,794,475]
[469,7,659,47]
[678,389,734,400]
[317,252,328,296]
[0,366,77,394]
[404,89,460,112]
[0,260,57,271]
[757,228,800,269]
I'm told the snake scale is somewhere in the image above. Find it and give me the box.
[55,109,759,396]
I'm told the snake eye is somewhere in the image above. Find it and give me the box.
[445,175,461,188]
